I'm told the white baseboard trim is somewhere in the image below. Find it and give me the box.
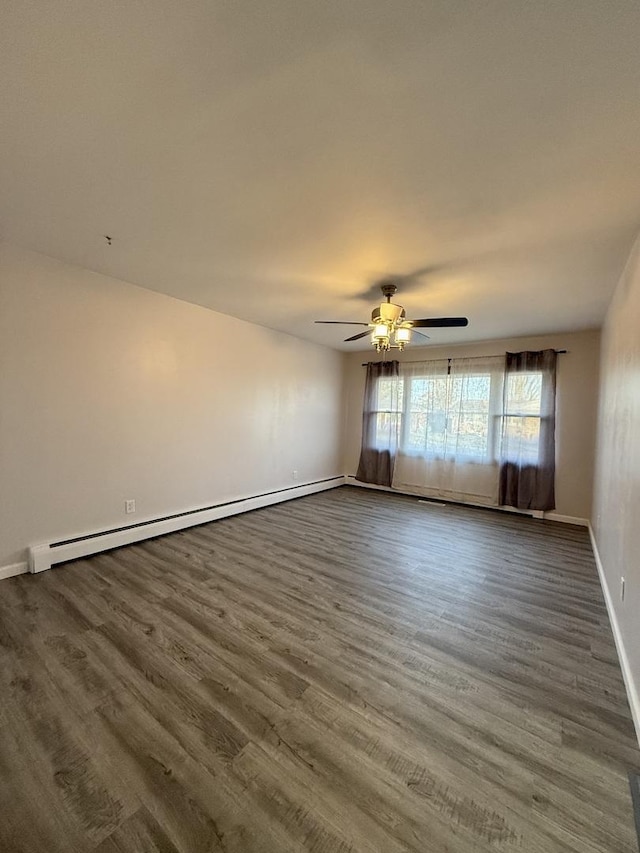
[588,523,640,748]
[543,512,589,527]
[27,476,346,575]
[0,561,29,581]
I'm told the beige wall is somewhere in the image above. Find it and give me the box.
[593,231,640,730]
[0,243,344,569]
[343,330,601,521]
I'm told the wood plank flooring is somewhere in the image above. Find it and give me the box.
[1,486,638,852]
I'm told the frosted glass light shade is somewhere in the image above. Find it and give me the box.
[373,323,389,341]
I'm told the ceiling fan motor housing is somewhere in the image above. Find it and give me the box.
[372,302,405,324]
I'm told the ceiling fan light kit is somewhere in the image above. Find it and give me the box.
[370,317,412,352]
[315,281,468,352]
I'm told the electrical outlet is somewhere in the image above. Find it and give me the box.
[125,499,136,514]
[621,577,625,602]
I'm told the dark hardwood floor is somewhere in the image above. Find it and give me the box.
[0,486,638,852]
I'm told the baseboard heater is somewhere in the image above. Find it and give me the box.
[346,477,548,519]
[28,476,345,574]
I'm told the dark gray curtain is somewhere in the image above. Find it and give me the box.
[356,361,400,487]
[499,349,557,511]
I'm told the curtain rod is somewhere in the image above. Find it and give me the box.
[361,349,567,366]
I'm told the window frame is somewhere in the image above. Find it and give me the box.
[370,363,546,466]
[500,369,546,466]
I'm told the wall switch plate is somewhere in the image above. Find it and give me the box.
[292,470,298,480]
[125,499,136,514]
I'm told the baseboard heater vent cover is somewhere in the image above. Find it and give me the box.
[28,476,345,574]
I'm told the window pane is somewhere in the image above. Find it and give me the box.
[450,412,490,458]
[407,410,446,453]
[503,415,541,464]
[374,412,401,448]
[505,372,542,416]
[409,377,446,411]
[402,372,495,460]
[452,374,491,406]
[405,376,448,453]
[376,377,403,411]
[448,374,491,459]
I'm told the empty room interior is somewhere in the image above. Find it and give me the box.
[2,3,640,852]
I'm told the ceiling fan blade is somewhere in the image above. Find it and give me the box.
[396,264,445,290]
[411,329,430,340]
[410,317,469,328]
[357,264,445,300]
[344,331,371,342]
[315,320,370,325]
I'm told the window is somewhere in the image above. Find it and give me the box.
[448,372,495,460]
[359,350,556,509]
[498,348,557,510]
[371,375,403,450]
[369,358,545,465]
[502,371,544,464]
[397,359,505,464]
[404,375,448,454]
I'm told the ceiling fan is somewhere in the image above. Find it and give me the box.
[315,283,468,352]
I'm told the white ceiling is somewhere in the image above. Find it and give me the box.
[2,1,640,350]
